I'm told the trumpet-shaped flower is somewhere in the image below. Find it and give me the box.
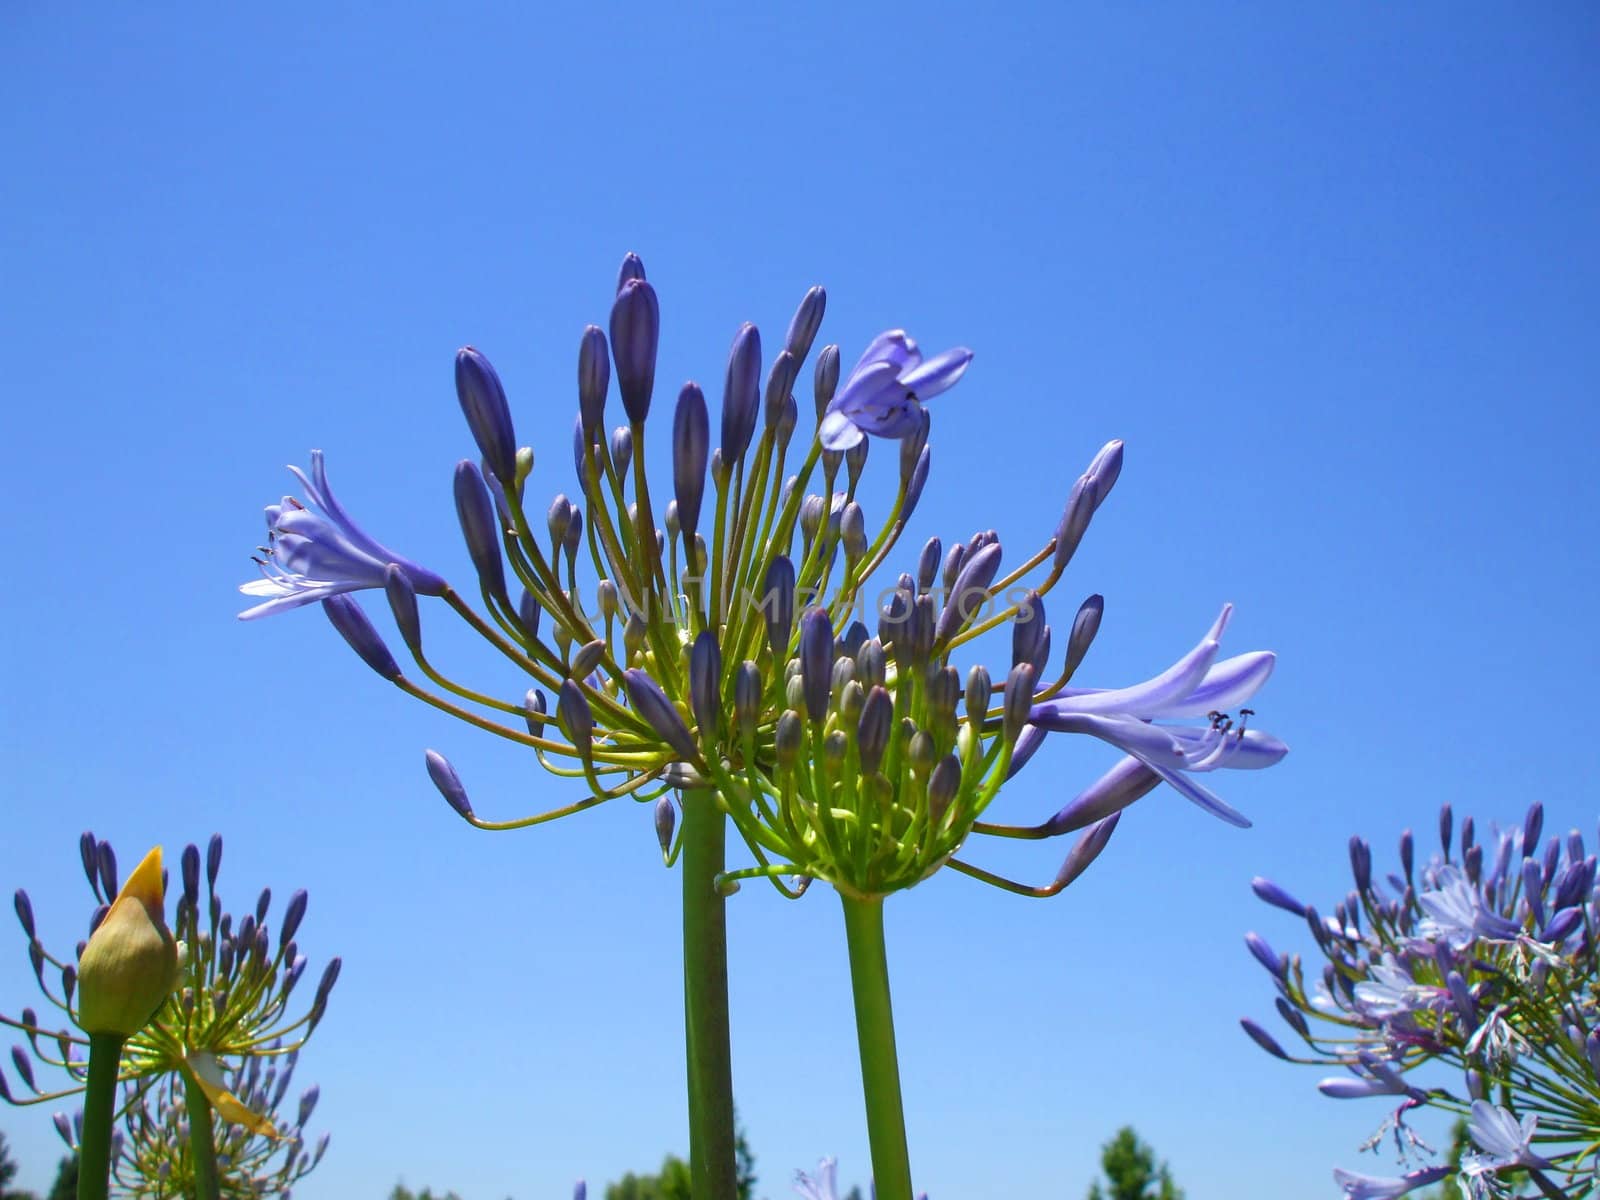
[1028,604,1286,826]
[1416,866,1522,949]
[1331,1166,1449,1199]
[239,450,444,619]
[1461,1100,1548,1184]
[818,330,972,451]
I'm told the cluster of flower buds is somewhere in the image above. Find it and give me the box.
[104,1047,328,1199]
[1241,802,1600,1198]
[241,252,1285,900]
[2,833,337,1171]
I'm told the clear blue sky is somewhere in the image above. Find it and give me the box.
[2,5,1597,1198]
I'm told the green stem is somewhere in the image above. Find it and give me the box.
[840,894,914,1200]
[681,791,737,1200]
[182,1069,223,1200]
[77,1034,124,1200]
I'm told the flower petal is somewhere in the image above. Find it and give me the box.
[1035,604,1233,718]
[899,346,973,400]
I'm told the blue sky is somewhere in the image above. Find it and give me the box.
[2,5,1597,1198]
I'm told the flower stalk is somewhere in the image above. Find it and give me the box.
[680,791,737,1200]
[78,1032,123,1200]
[182,1066,223,1200]
[841,895,913,1200]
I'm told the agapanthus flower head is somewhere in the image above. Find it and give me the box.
[1242,801,1600,1196]
[3,832,337,1146]
[96,1043,329,1199]
[239,449,444,619]
[237,252,1284,906]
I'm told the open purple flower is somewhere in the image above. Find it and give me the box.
[1416,866,1522,949]
[1028,604,1286,826]
[1331,1166,1450,1200]
[818,330,972,451]
[239,450,445,620]
[1461,1100,1549,1187]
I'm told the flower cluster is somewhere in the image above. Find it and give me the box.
[239,253,1286,900]
[2,833,336,1194]
[1241,802,1600,1198]
[107,1049,328,1198]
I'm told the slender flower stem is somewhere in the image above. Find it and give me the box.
[840,894,914,1200]
[183,1068,223,1200]
[78,1033,124,1200]
[681,790,737,1200]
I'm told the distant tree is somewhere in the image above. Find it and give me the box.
[389,1184,465,1200]
[43,1152,75,1200]
[1,1130,38,1200]
[843,1187,865,1200]
[1085,1127,1183,1200]
[602,1108,757,1200]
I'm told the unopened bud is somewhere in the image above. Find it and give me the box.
[77,847,179,1036]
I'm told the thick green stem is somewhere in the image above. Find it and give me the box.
[840,894,914,1200]
[77,1034,124,1200]
[183,1068,223,1200]
[682,791,737,1200]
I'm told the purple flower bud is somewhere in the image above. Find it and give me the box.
[207,835,223,889]
[1086,439,1123,509]
[1053,813,1120,891]
[1543,835,1562,883]
[279,889,308,950]
[1245,932,1284,977]
[928,754,962,824]
[1446,970,1477,1026]
[610,278,659,424]
[845,440,869,493]
[733,661,762,743]
[764,349,799,435]
[1399,828,1414,882]
[570,639,606,682]
[181,845,199,906]
[774,710,803,768]
[689,630,722,741]
[557,680,594,750]
[1274,997,1309,1038]
[297,1084,320,1128]
[1349,837,1372,894]
[425,750,473,820]
[617,252,646,291]
[454,347,518,486]
[964,665,992,725]
[915,538,943,594]
[902,445,931,520]
[13,891,33,940]
[1012,591,1046,669]
[813,344,840,419]
[578,326,610,435]
[454,461,507,597]
[800,607,834,724]
[1461,815,1476,857]
[1003,663,1038,743]
[322,596,401,680]
[899,408,930,484]
[1061,480,1108,578]
[1523,857,1547,927]
[255,889,272,926]
[784,286,826,364]
[1586,1030,1600,1083]
[1570,828,1587,863]
[623,671,698,762]
[936,542,1003,645]
[762,556,796,661]
[908,594,936,668]
[1439,803,1453,860]
[1239,1018,1289,1059]
[547,494,573,547]
[611,424,633,470]
[312,957,341,1010]
[720,323,761,464]
[775,394,799,446]
[78,832,99,898]
[857,686,893,776]
[1251,877,1308,917]
[52,1111,71,1148]
[563,506,583,562]
[1542,906,1583,943]
[384,565,422,655]
[841,503,867,560]
[524,689,548,738]
[1523,802,1545,855]
[10,1046,36,1092]
[1464,842,1482,884]
[97,842,118,900]
[654,797,676,855]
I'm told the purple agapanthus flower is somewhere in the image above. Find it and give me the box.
[1331,1165,1449,1199]
[239,450,445,620]
[1027,604,1287,826]
[1460,1099,1549,1191]
[793,1157,840,1200]
[818,330,973,451]
[1352,955,1449,1022]
[1416,866,1522,950]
